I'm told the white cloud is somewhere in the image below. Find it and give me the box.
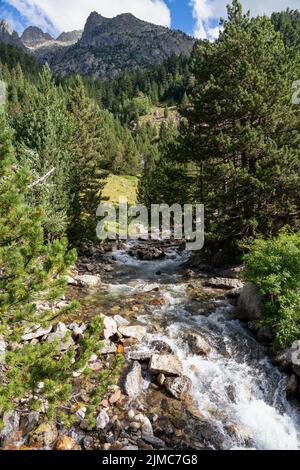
[190,0,300,41]
[6,0,171,34]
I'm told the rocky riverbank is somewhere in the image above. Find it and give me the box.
[1,240,300,450]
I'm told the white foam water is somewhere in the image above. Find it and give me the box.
[111,243,300,450]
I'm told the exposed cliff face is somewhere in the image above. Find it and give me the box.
[0,12,194,79]
[48,12,195,78]
[56,30,82,44]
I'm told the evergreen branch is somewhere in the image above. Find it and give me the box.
[28,167,55,189]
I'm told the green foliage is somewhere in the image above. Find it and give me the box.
[243,230,300,347]
[179,1,300,248]
[0,43,39,77]
[0,114,122,422]
[13,64,73,238]
[123,93,151,123]
[80,54,192,123]
[271,9,300,47]
[66,75,109,240]
[138,122,190,207]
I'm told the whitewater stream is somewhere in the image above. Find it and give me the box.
[91,242,300,450]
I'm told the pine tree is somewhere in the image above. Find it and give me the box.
[0,110,123,421]
[180,0,300,249]
[138,122,190,208]
[67,75,109,240]
[13,65,73,238]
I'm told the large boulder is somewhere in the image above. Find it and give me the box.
[273,348,293,370]
[186,333,212,356]
[237,283,262,320]
[204,277,244,290]
[101,316,118,340]
[164,376,192,400]
[149,354,183,377]
[222,266,245,280]
[129,246,166,261]
[124,361,146,399]
[76,274,101,288]
[119,325,147,341]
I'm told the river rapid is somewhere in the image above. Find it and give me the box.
[86,242,300,450]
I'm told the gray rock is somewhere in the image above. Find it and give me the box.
[142,434,166,448]
[100,340,117,354]
[77,274,101,288]
[20,411,40,435]
[0,411,20,445]
[287,374,298,397]
[237,283,262,320]
[113,315,130,327]
[256,326,274,343]
[59,336,75,351]
[96,410,110,430]
[102,316,118,340]
[164,376,192,400]
[122,445,139,450]
[273,348,293,370]
[66,275,78,285]
[48,322,67,340]
[127,350,153,362]
[76,407,87,422]
[119,325,147,341]
[124,361,146,399]
[57,30,82,44]
[204,277,244,290]
[0,337,7,363]
[151,341,173,354]
[149,354,183,377]
[187,333,212,356]
[291,340,300,377]
[48,13,194,80]
[47,323,75,351]
[22,325,52,341]
[222,266,245,280]
[135,414,153,436]
[83,436,94,450]
[71,325,85,340]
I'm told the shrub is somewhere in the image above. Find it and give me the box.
[243,230,300,347]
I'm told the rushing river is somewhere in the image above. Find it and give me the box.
[98,242,300,450]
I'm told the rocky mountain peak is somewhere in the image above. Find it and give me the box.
[21,26,54,48]
[56,30,82,44]
[0,19,24,48]
[0,20,13,35]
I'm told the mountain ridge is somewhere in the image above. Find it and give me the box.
[0,12,195,78]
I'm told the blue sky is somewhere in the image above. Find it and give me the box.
[0,1,299,40]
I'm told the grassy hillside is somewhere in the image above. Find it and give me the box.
[102,174,138,205]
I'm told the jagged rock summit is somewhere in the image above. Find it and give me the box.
[21,26,54,48]
[0,20,24,48]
